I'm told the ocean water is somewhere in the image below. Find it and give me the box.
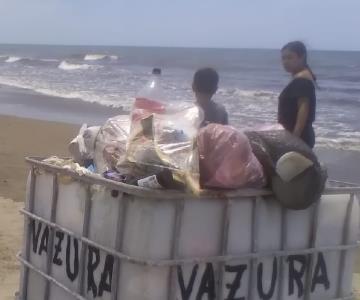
[0,44,359,151]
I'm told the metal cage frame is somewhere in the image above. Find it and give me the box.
[17,157,360,300]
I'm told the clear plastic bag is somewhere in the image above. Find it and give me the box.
[126,99,203,174]
[94,115,130,173]
[153,105,203,170]
[68,124,100,165]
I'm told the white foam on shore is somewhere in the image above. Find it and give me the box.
[35,88,125,108]
[0,76,127,108]
[316,137,360,151]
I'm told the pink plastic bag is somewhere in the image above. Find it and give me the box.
[197,124,266,189]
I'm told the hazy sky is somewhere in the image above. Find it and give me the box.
[0,0,359,51]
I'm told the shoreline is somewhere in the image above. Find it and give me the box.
[315,148,360,184]
[0,83,125,125]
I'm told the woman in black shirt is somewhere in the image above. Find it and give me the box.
[278,41,317,148]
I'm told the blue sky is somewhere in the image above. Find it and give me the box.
[0,0,359,50]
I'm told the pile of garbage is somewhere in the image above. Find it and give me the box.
[52,68,326,210]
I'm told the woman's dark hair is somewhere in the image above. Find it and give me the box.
[282,41,317,82]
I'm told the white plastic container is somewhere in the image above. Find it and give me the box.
[17,157,360,300]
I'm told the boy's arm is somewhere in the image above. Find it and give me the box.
[223,109,229,125]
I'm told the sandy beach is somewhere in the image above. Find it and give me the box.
[0,196,23,300]
[0,115,78,299]
[0,88,359,298]
[0,115,78,202]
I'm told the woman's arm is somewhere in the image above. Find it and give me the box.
[293,97,310,137]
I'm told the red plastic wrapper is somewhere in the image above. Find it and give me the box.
[197,124,266,189]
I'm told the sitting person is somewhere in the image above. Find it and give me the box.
[192,67,228,127]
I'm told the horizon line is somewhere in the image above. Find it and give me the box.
[0,42,359,53]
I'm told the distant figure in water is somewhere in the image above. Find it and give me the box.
[279,41,317,148]
[192,67,228,127]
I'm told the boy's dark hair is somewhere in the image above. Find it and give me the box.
[193,68,219,94]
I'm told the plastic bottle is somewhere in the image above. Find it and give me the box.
[134,68,166,114]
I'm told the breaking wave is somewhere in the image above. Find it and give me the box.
[2,56,59,66]
[84,54,118,61]
[58,61,98,71]
[5,56,23,63]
